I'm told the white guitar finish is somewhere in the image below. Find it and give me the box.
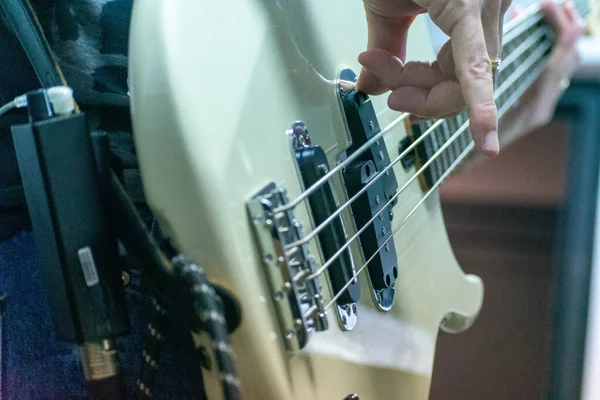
[128,1,483,398]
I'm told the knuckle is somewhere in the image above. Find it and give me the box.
[461,57,493,81]
[429,0,477,32]
[471,101,498,129]
[478,101,498,117]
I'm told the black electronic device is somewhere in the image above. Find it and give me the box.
[11,89,128,397]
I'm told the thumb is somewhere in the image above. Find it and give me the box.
[356,13,415,94]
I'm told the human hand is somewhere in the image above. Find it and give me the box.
[357,0,512,156]
[502,0,584,137]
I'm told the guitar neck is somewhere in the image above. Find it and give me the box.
[411,0,592,189]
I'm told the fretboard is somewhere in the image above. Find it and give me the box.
[410,0,591,189]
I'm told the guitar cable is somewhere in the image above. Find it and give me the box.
[0,94,28,117]
[171,255,242,400]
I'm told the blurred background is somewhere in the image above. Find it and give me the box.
[427,2,600,397]
[431,120,569,399]
[429,30,600,398]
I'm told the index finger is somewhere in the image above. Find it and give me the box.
[451,12,499,156]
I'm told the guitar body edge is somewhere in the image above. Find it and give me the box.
[128,1,484,399]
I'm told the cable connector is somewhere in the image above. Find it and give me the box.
[13,94,28,109]
[0,86,75,119]
[0,94,29,118]
[47,86,75,116]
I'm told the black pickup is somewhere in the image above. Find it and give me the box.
[295,146,361,305]
[341,88,399,292]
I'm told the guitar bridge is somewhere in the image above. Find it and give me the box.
[247,184,328,351]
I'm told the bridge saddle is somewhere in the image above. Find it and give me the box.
[247,184,328,351]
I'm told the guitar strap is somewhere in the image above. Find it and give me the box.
[0,0,66,88]
[0,0,146,205]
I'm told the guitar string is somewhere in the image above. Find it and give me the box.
[278,0,590,219]
[300,0,591,316]
[304,117,473,280]
[273,5,547,215]
[322,142,473,312]
[274,113,409,213]
[302,43,552,284]
[320,57,549,312]
[501,27,547,69]
[503,0,588,43]
[503,3,543,44]
[304,41,551,284]
[284,29,551,250]
[285,35,552,253]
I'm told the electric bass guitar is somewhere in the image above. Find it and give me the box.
[128,0,592,398]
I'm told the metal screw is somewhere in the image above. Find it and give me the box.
[369,121,375,130]
[121,271,130,286]
[274,292,284,301]
[265,219,273,226]
[197,346,212,370]
[263,254,273,263]
[286,330,296,340]
[389,209,394,219]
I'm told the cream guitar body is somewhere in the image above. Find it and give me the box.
[128,1,484,398]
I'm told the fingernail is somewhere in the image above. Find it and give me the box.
[482,131,499,156]
[339,80,356,91]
